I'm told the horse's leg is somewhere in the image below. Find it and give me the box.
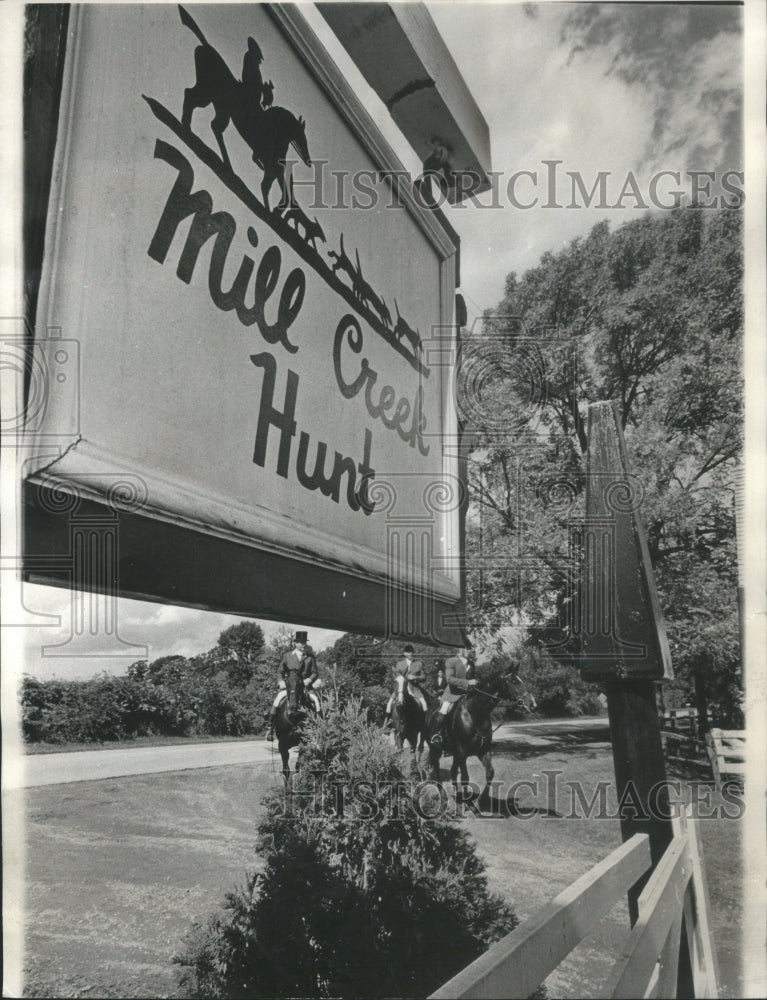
[182,73,212,129]
[428,747,442,783]
[413,733,425,779]
[479,748,495,807]
[280,743,290,785]
[210,107,232,170]
[182,87,203,129]
[261,168,277,212]
[481,749,495,787]
[275,157,293,212]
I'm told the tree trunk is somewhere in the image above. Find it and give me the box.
[692,668,710,737]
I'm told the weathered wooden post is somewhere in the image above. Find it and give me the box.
[578,401,673,885]
[577,401,694,997]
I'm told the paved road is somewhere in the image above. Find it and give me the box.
[8,740,277,789]
[10,717,609,789]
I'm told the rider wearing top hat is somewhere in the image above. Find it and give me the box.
[426,643,477,749]
[266,631,320,741]
[384,643,428,722]
[242,36,266,112]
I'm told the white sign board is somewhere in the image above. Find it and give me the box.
[27,4,464,642]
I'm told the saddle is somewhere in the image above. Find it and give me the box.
[405,681,428,711]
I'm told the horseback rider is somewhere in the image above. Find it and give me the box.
[266,631,321,741]
[242,36,266,113]
[426,644,477,749]
[435,660,446,696]
[385,644,428,722]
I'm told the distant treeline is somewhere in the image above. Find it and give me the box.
[22,622,278,745]
[21,622,605,746]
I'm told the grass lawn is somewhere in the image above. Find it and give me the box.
[15,729,743,998]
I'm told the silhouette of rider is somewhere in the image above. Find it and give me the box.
[242,36,265,115]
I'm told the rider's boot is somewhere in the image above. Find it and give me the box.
[426,710,445,749]
[384,694,395,728]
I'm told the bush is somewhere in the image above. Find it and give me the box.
[526,655,604,718]
[175,699,522,998]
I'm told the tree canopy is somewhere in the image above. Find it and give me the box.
[464,207,742,722]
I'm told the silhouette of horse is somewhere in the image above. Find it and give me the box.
[328,233,356,283]
[352,249,390,327]
[393,299,422,354]
[179,5,311,211]
[390,674,433,756]
[274,669,309,783]
[427,673,518,796]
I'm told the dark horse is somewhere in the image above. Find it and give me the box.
[427,673,521,796]
[390,674,433,756]
[179,5,311,210]
[274,670,309,783]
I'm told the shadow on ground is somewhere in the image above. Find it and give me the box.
[493,724,611,758]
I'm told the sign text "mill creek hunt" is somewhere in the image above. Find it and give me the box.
[148,141,431,516]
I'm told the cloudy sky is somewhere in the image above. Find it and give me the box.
[13,1,743,682]
[429,1,743,314]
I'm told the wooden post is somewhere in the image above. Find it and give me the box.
[604,680,672,910]
[581,402,694,997]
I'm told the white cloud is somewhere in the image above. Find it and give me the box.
[426,1,741,314]
[13,584,346,682]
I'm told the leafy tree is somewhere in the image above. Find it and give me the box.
[216,620,266,662]
[213,621,267,687]
[127,659,148,682]
[466,208,743,723]
[325,633,449,692]
[147,654,189,687]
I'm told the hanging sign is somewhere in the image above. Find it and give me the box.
[25,4,469,643]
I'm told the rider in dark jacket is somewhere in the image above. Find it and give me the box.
[426,645,476,748]
[266,631,320,741]
[385,644,428,722]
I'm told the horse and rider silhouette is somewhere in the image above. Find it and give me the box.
[390,663,532,798]
[178,5,311,212]
[390,672,433,756]
[273,669,316,783]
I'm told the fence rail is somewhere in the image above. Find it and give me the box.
[706,728,746,789]
[429,808,718,1000]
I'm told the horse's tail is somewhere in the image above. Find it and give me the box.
[355,248,363,276]
[394,297,401,319]
[179,4,208,46]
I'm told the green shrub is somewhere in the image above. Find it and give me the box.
[175,699,522,998]
[526,655,604,717]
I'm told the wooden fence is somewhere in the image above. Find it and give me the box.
[429,809,718,999]
[706,729,746,789]
[660,709,710,774]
